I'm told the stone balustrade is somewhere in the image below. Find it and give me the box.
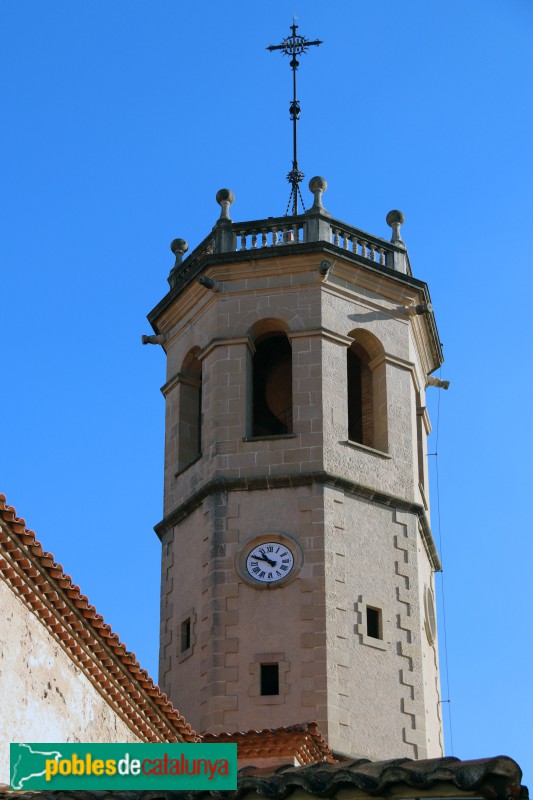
[331,225,388,266]
[234,218,306,251]
[168,179,411,290]
[167,232,215,289]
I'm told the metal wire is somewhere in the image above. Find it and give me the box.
[431,368,455,755]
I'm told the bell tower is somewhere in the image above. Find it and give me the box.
[145,178,445,760]
[145,20,445,762]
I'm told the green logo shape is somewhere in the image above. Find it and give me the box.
[10,743,237,790]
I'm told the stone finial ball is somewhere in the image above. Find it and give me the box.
[216,189,235,205]
[309,176,327,193]
[170,238,189,255]
[386,210,405,227]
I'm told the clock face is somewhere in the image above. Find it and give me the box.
[245,542,295,584]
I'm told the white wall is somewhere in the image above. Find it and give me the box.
[0,578,141,785]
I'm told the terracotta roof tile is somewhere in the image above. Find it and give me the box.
[231,756,527,800]
[203,722,335,766]
[0,492,198,744]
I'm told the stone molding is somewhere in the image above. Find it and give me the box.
[321,269,420,310]
[340,439,392,460]
[367,352,424,395]
[148,239,426,320]
[155,472,441,573]
[147,242,443,376]
[418,404,432,436]
[200,335,256,362]
[287,327,353,347]
[160,371,200,398]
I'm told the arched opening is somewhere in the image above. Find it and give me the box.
[346,330,388,452]
[252,327,293,437]
[178,349,202,472]
[347,343,373,447]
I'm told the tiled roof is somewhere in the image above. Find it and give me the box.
[203,722,335,765]
[0,493,197,744]
[232,756,527,800]
[0,755,526,800]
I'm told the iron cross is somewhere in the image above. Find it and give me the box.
[267,19,322,216]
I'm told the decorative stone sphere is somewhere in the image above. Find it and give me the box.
[386,210,405,227]
[309,176,327,193]
[216,189,235,206]
[170,238,188,255]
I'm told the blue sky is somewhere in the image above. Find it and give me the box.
[1,0,532,781]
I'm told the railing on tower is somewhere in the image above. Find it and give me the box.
[167,182,411,292]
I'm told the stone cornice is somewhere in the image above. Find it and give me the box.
[155,472,441,571]
[148,244,442,374]
[200,335,255,362]
[160,372,201,397]
[287,328,353,347]
[418,405,432,435]
[366,352,425,395]
[322,265,421,309]
[148,242,429,329]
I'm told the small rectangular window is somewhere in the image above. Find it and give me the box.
[366,606,382,640]
[180,618,191,652]
[260,663,279,696]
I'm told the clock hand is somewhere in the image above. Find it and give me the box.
[252,552,277,567]
[259,549,277,567]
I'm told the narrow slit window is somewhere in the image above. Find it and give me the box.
[260,663,279,696]
[180,618,191,653]
[366,606,382,640]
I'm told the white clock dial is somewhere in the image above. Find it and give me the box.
[245,542,295,584]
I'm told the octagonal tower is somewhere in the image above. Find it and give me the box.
[146,179,444,760]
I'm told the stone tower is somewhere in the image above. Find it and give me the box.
[146,179,445,760]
